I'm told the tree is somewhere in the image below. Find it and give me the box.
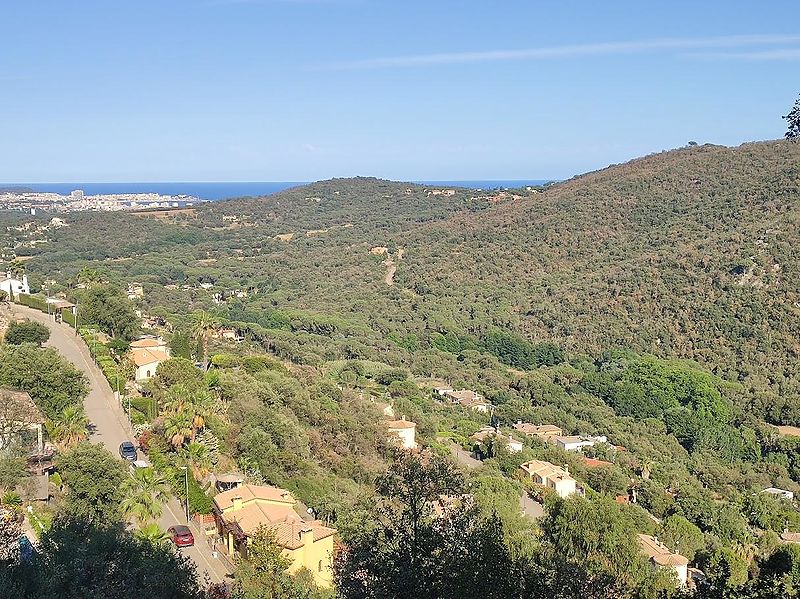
[47,404,89,449]
[335,449,524,599]
[56,442,126,524]
[77,284,139,339]
[537,496,663,597]
[3,320,50,346]
[784,94,800,140]
[1,518,203,598]
[230,526,313,599]
[191,311,219,368]
[0,344,88,420]
[120,467,171,525]
[660,514,705,561]
[164,410,194,449]
[134,522,172,547]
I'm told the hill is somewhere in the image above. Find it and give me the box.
[9,141,800,426]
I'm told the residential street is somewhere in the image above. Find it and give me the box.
[11,304,232,584]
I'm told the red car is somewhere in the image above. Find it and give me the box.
[167,525,195,547]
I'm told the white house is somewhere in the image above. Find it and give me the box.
[554,435,608,452]
[129,347,170,381]
[519,460,577,498]
[385,416,417,450]
[762,487,794,501]
[130,337,170,354]
[637,534,689,586]
[0,272,30,298]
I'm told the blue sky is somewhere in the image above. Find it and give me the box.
[2,0,798,182]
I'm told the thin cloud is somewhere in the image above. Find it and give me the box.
[328,34,800,69]
[685,48,800,61]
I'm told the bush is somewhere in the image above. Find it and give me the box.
[4,320,50,346]
[130,397,158,421]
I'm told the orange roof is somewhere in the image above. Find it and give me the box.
[214,484,295,511]
[520,460,574,483]
[637,534,689,566]
[130,338,164,348]
[513,423,562,436]
[582,457,613,468]
[386,419,416,430]
[129,348,169,366]
[214,484,336,549]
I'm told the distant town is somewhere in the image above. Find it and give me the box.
[0,188,199,213]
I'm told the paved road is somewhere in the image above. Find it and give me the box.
[11,304,231,584]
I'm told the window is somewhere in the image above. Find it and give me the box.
[318,560,325,573]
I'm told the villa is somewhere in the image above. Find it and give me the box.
[213,484,337,587]
[519,460,577,499]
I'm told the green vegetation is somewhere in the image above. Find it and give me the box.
[3,319,50,346]
[3,141,800,597]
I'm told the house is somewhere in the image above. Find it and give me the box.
[762,487,794,501]
[0,388,44,453]
[441,389,493,413]
[214,327,244,342]
[470,426,524,455]
[385,416,417,450]
[432,384,453,396]
[213,484,337,587]
[0,272,30,298]
[554,435,608,452]
[637,534,689,586]
[513,422,563,440]
[519,460,577,499]
[128,339,169,381]
[130,337,170,354]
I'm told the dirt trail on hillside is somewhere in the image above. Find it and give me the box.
[384,248,404,285]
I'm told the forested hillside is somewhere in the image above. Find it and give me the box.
[12,141,799,426]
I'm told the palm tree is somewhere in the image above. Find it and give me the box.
[121,467,171,525]
[47,405,89,449]
[191,311,219,368]
[163,411,193,449]
[135,522,171,547]
[184,441,211,479]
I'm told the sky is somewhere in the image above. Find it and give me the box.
[1,0,798,182]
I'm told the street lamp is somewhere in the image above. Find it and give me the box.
[180,466,189,525]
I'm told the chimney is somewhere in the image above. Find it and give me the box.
[563,464,569,475]
[232,495,242,511]
[299,527,314,547]
[401,415,406,421]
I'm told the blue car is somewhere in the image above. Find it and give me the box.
[19,535,33,562]
[119,441,137,462]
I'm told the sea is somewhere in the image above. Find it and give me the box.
[1,180,551,202]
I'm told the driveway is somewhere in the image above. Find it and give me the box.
[11,304,232,584]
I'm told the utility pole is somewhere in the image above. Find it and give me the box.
[180,466,190,524]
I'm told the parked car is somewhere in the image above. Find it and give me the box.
[168,525,195,547]
[118,441,137,462]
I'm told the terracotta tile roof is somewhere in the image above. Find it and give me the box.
[214,484,296,511]
[386,418,416,430]
[513,423,562,436]
[520,460,574,483]
[214,484,336,549]
[130,338,163,348]
[637,534,689,566]
[582,457,613,468]
[129,348,170,367]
